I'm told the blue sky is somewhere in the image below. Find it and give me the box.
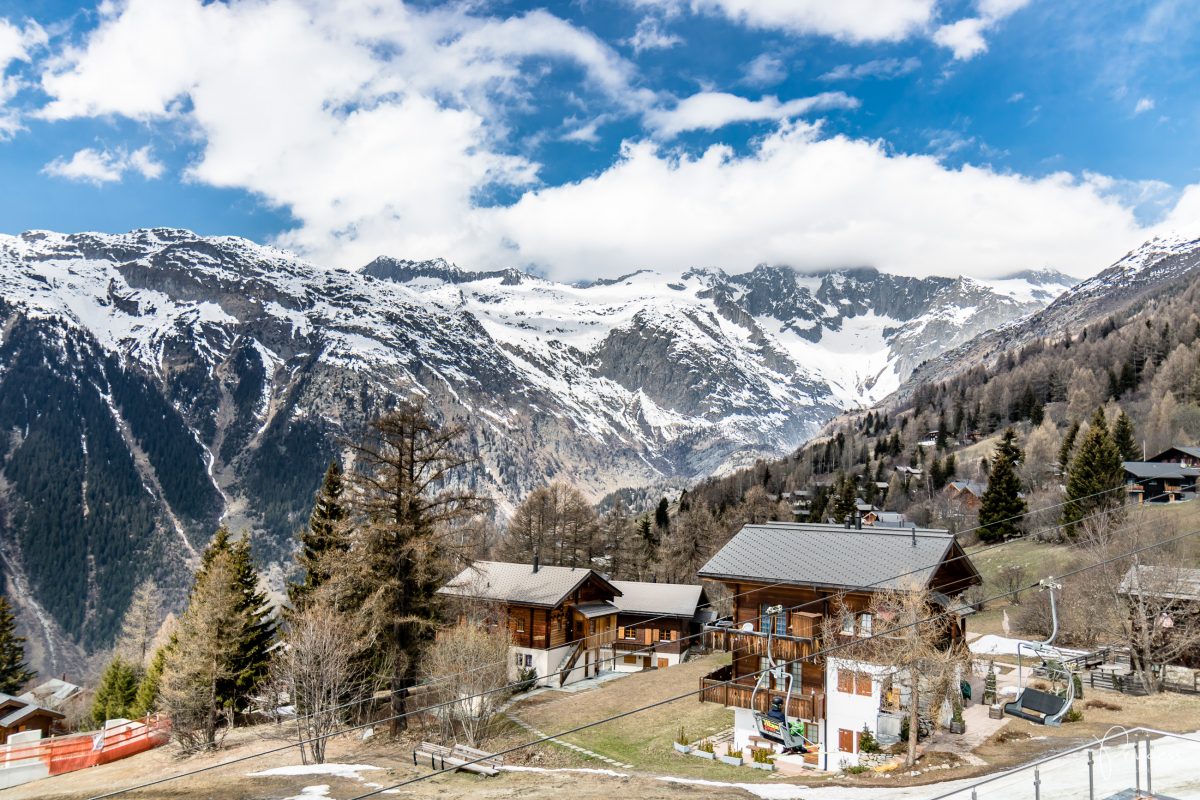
[0,0,1198,280]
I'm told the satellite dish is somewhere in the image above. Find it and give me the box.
[741,622,754,632]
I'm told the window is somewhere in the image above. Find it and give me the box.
[524,654,532,668]
[622,626,637,640]
[838,728,856,753]
[855,672,873,697]
[515,615,526,633]
[837,669,854,694]
[840,613,855,636]
[759,604,787,635]
[858,613,873,637]
[659,627,673,642]
[515,652,523,667]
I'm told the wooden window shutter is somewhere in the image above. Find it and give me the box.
[618,626,625,639]
[856,672,873,697]
[837,669,853,694]
[670,629,678,641]
[838,729,855,753]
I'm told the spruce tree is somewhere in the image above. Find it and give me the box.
[131,644,168,717]
[0,595,34,694]
[832,474,857,523]
[979,440,1026,542]
[289,460,348,610]
[91,657,138,727]
[996,427,1022,464]
[1058,420,1080,473]
[1062,408,1125,533]
[1112,409,1139,462]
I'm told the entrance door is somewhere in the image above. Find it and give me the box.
[657,657,669,670]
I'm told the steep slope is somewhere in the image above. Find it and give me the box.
[0,229,1068,671]
[901,236,1200,395]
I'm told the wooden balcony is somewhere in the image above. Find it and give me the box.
[699,664,825,720]
[704,626,816,662]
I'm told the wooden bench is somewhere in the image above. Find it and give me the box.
[412,741,502,777]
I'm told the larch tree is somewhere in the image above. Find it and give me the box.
[1062,408,1125,534]
[115,578,163,669]
[0,595,34,694]
[160,551,243,751]
[324,402,491,735]
[1057,420,1080,474]
[660,506,718,583]
[598,499,635,579]
[497,483,597,568]
[288,460,349,611]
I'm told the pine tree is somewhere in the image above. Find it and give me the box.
[288,460,348,610]
[995,427,1022,464]
[1062,408,1125,534]
[0,595,34,694]
[91,657,138,727]
[832,474,857,523]
[979,440,1026,542]
[654,497,671,532]
[1112,409,1139,462]
[131,644,168,717]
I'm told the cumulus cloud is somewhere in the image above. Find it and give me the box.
[631,0,937,44]
[645,91,858,137]
[821,57,920,81]
[1134,96,1155,114]
[0,17,47,137]
[479,124,1180,282]
[42,145,164,185]
[741,53,787,86]
[625,17,682,53]
[934,0,1030,60]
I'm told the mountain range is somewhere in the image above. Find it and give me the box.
[0,228,1077,673]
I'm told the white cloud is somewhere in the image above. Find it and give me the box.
[632,0,937,43]
[1134,96,1155,114]
[741,53,787,86]
[820,57,920,81]
[477,124,1193,282]
[934,0,1031,61]
[1007,91,1025,103]
[42,145,164,185]
[645,91,858,137]
[0,18,47,137]
[625,17,682,53]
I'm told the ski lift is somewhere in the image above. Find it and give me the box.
[1003,579,1075,726]
[750,605,814,752]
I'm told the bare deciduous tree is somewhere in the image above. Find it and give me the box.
[421,620,513,747]
[115,578,163,669]
[269,605,370,764]
[497,482,598,568]
[833,581,970,768]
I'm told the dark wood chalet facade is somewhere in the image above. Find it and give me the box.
[438,561,622,686]
[610,580,709,670]
[696,522,981,768]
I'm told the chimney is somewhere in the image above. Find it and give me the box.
[533,553,540,574]
[911,525,917,548]
[856,513,862,531]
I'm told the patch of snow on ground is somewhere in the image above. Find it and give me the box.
[969,634,1084,657]
[248,763,383,779]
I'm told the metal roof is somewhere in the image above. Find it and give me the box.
[574,601,619,619]
[1118,565,1200,601]
[1122,461,1200,480]
[609,580,705,618]
[438,561,620,608]
[1149,446,1200,461]
[697,522,970,592]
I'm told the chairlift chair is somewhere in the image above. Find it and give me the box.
[1002,579,1075,726]
[750,605,814,753]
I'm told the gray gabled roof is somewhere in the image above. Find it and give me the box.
[1118,565,1200,601]
[438,561,619,608]
[1149,446,1200,462]
[610,580,705,618]
[697,522,975,593]
[1122,461,1200,480]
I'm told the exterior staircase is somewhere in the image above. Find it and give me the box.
[556,641,585,686]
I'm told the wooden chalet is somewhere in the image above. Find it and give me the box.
[1118,565,1200,670]
[438,560,621,687]
[0,694,65,743]
[609,580,709,671]
[696,522,981,769]
[943,479,987,510]
[1148,446,1200,468]
[1122,461,1199,504]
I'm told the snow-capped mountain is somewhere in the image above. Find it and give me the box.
[0,228,1072,671]
[901,234,1200,393]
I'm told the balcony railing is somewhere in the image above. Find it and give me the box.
[699,664,825,720]
[612,638,671,652]
[704,626,816,662]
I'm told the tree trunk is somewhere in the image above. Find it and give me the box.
[907,679,920,768]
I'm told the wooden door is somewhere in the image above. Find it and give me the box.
[657,657,669,669]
